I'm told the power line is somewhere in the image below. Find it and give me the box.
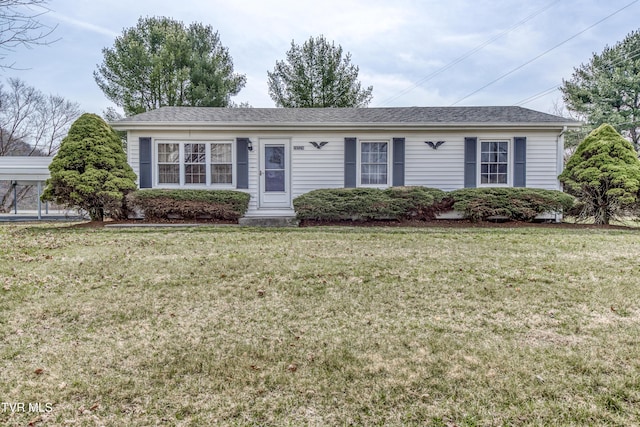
[374,1,559,106]
[514,42,640,107]
[450,0,640,106]
[514,85,560,106]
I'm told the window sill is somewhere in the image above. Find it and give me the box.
[154,184,236,189]
[477,183,511,188]
[358,184,390,189]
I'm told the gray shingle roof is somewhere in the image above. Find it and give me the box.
[112,106,579,126]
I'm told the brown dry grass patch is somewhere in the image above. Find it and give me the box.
[1,224,639,425]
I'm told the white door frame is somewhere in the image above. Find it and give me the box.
[258,138,291,209]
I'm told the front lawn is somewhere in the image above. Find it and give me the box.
[1,224,639,425]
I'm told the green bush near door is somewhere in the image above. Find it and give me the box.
[126,189,250,221]
[293,187,448,221]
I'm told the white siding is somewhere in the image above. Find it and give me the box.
[291,134,346,198]
[246,138,259,214]
[526,132,561,190]
[404,130,561,191]
[125,128,563,216]
[127,131,141,185]
[405,133,465,191]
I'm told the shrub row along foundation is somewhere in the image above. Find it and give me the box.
[126,187,574,223]
[294,187,574,223]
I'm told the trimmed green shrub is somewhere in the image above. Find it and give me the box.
[294,187,573,223]
[293,187,447,221]
[385,186,449,220]
[293,188,399,221]
[126,189,250,221]
[449,187,575,222]
[559,124,640,224]
[41,113,137,221]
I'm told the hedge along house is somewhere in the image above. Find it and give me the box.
[111,106,580,220]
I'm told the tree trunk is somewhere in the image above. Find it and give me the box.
[593,191,611,225]
[89,207,104,222]
[595,207,610,225]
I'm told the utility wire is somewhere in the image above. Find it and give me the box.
[514,44,640,106]
[450,0,640,106]
[374,1,559,106]
[514,85,560,106]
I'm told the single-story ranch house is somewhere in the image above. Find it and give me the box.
[111,106,580,219]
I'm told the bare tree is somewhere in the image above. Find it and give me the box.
[0,78,80,211]
[0,0,57,69]
[0,78,79,155]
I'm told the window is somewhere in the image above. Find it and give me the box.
[184,143,206,184]
[480,141,508,184]
[158,143,179,184]
[155,141,233,186]
[361,142,388,185]
[210,143,233,184]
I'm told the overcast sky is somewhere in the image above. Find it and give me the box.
[5,0,640,116]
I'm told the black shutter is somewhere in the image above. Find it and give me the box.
[464,137,477,188]
[139,137,152,188]
[236,138,249,189]
[344,137,357,188]
[392,137,405,187]
[514,137,526,187]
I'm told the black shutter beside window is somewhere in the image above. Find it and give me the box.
[344,137,357,188]
[464,137,477,188]
[392,137,405,187]
[514,137,526,187]
[139,137,152,188]
[236,138,249,189]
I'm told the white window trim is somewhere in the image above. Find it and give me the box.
[154,140,235,188]
[209,142,235,186]
[477,139,512,187]
[357,139,392,188]
[156,142,180,186]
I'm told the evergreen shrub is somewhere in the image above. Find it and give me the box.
[449,187,575,222]
[126,189,250,221]
[293,187,447,221]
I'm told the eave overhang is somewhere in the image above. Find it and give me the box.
[111,120,582,133]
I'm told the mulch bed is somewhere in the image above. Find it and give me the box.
[298,219,635,230]
[68,218,636,230]
[69,218,237,228]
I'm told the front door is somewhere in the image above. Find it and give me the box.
[259,139,291,208]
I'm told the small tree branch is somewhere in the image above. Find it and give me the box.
[0,0,58,69]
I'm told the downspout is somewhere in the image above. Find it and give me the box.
[37,181,42,220]
[12,180,17,214]
[556,126,568,223]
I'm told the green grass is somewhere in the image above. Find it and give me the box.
[1,223,640,426]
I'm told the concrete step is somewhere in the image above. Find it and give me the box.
[238,216,299,227]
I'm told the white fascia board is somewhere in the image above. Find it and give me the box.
[111,121,582,132]
[0,173,50,181]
